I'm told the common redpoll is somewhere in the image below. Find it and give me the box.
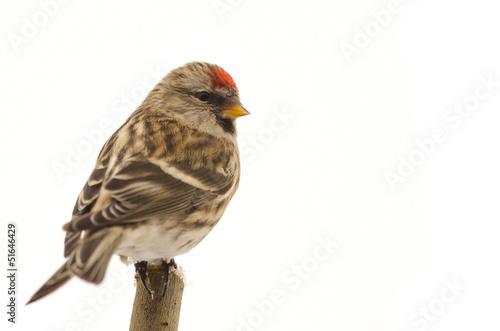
[28,62,249,304]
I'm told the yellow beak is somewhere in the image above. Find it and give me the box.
[220,104,250,120]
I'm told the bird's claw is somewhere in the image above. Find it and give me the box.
[162,259,178,297]
[134,261,153,298]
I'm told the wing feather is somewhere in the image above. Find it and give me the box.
[63,159,233,232]
[65,163,107,256]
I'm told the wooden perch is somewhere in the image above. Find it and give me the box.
[129,264,185,331]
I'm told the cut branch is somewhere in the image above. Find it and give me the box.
[129,264,185,331]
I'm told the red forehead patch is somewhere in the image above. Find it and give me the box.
[209,67,238,91]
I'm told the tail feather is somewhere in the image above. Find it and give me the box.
[64,231,81,257]
[71,229,124,284]
[27,229,124,305]
[27,263,73,305]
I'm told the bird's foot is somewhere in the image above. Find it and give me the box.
[134,261,153,298]
[162,258,178,297]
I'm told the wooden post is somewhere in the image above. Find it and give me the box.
[129,264,185,331]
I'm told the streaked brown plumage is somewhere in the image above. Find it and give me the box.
[28,62,248,304]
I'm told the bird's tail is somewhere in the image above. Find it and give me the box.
[27,228,124,304]
[26,262,73,305]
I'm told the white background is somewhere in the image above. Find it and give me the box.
[1,1,500,330]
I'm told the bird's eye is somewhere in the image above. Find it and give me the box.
[197,92,210,102]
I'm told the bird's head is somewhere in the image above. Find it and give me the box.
[154,62,249,137]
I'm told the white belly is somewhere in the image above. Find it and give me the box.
[115,220,216,263]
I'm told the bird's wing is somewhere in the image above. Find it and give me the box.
[64,162,108,257]
[62,157,235,233]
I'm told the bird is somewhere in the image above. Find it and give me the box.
[28,61,249,304]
